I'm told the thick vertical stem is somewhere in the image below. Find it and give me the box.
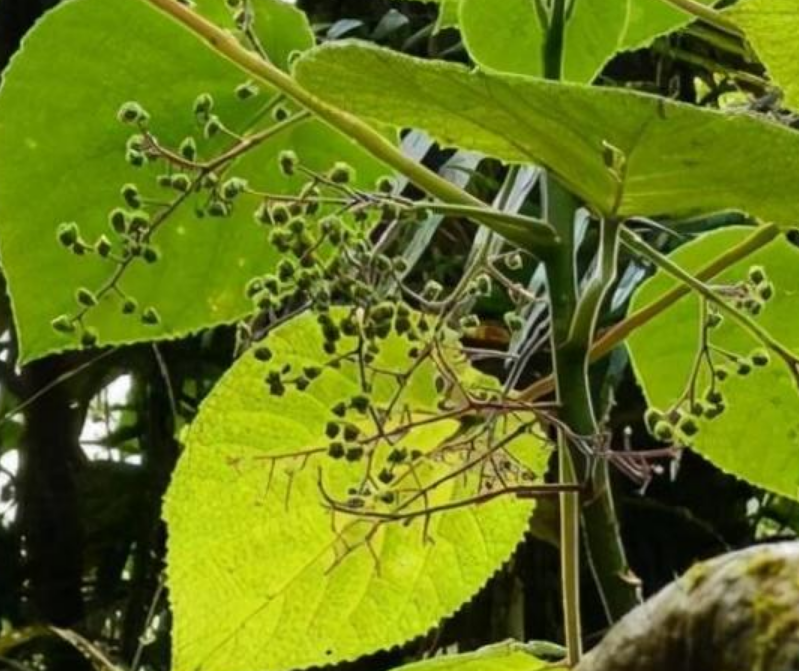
[545,177,586,665]
[545,177,641,664]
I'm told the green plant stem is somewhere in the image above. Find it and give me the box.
[520,223,780,402]
[545,189,641,632]
[620,226,798,368]
[139,0,559,254]
[544,177,585,667]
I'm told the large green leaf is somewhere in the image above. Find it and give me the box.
[728,0,799,110]
[0,0,386,363]
[294,41,799,229]
[166,312,550,671]
[378,641,564,671]
[628,228,799,500]
[460,0,713,82]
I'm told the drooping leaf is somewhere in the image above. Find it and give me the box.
[166,311,551,671]
[376,640,565,671]
[728,0,799,110]
[0,0,387,363]
[460,0,713,82]
[628,228,799,500]
[294,41,799,229]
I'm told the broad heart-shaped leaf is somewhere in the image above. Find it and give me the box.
[627,228,799,500]
[378,640,565,671]
[165,311,550,671]
[728,0,799,110]
[294,41,799,229]
[0,0,387,363]
[460,0,714,83]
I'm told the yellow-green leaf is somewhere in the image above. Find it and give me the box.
[166,312,551,671]
[628,228,799,500]
[294,41,799,229]
[0,0,386,363]
[379,640,565,671]
[460,0,713,82]
[728,0,799,109]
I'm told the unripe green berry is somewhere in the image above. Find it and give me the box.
[288,217,306,235]
[706,312,723,329]
[207,201,231,218]
[129,212,150,234]
[120,183,141,208]
[273,104,290,121]
[392,257,409,274]
[504,312,524,333]
[95,235,113,257]
[141,307,161,325]
[329,161,354,184]
[193,93,214,119]
[51,315,75,334]
[758,282,774,301]
[125,149,147,167]
[748,266,766,285]
[505,252,523,270]
[204,116,222,139]
[328,441,345,459]
[122,297,138,315]
[117,101,149,125]
[422,280,443,301]
[179,137,197,161]
[278,150,299,176]
[653,420,674,442]
[254,346,272,362]
[644,408,663,431]
[342,424,360,441]
[57,222,80,248]
[277,259,295,281]
[81,327,99,347]
[345,446,364,462]
[235,81,259,100]
[751,349,770,367]
[376,176,395,194]
[679,416,700,437]
[388,447,408,463]
[350,395,370,413]
[76,287,98,307]
[271,204,290,225]
[475,273,492,296]
[143,246,160,264]
[245,278,263,298]
[221,177,248,200]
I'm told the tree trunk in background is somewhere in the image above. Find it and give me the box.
[577,543,799,671]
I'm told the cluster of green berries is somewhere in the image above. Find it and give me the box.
[733,265,775,316]
[645,345,770,443]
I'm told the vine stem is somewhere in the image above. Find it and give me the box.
[520,223,781,402]
[138,0,559,254]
